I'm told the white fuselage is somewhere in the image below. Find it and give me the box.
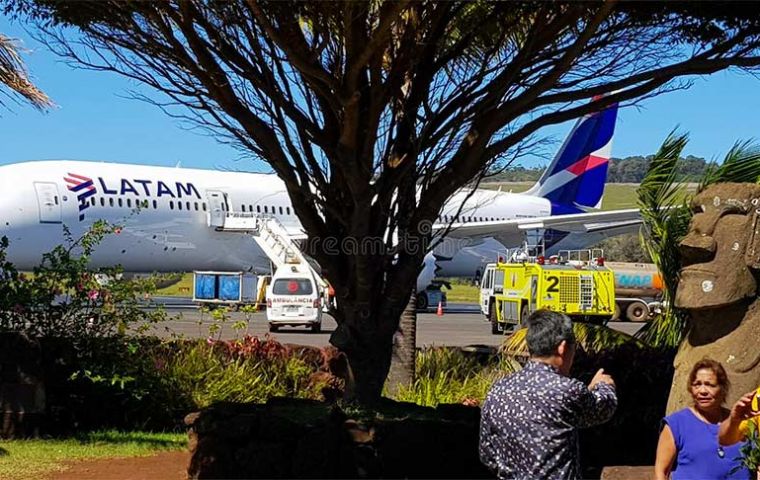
[0,160,551,285]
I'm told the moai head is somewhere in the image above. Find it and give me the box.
[675,183,760,310]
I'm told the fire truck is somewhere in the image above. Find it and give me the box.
[479,247,616,334]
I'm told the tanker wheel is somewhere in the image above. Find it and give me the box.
[626,301,649,322]
[490,304,503,335]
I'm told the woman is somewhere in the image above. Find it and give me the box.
[655,359,749,480]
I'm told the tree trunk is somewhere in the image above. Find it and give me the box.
[386,289,417,397]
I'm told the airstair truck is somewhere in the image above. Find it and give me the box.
[479,248,616,334]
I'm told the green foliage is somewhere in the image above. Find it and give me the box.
[635,134,760,348]
[160,337,322,408]
[737,420,760,475]
[388,347,514,407]
[0,221,166,339]
[593,233,651,263]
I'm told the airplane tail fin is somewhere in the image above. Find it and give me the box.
[525,100,618,214]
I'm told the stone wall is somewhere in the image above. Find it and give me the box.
[185,397,491,479]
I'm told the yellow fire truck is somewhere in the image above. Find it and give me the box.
[479,248,616,334]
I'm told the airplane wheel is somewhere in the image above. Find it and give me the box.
[626,301,649,323]
[269,324,279,332]
[417,292,429,310]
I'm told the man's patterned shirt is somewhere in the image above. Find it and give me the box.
[479,361,617,479]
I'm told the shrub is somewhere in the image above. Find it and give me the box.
[388,347,513,407]
[0,222,166,339]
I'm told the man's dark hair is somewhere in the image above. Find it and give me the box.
[525,310,576,357]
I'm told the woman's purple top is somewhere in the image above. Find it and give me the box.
[664,408,749,480]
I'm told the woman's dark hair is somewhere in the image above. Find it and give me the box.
[687,358,730,396]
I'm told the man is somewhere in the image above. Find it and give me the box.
[479,310,617,479]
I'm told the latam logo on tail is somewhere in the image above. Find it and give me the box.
[65,173,97,221]
[64,173,202,221]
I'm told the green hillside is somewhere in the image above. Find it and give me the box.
[480,182,639,211]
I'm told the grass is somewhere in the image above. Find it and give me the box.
[155,273,193,296]
[0,430,187,480]
[445,282,480,303]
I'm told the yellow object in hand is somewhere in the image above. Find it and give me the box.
[753,387,760,413]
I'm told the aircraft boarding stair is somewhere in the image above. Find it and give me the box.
[216,213,328,290]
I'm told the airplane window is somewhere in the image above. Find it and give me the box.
[153,200,158,209]
[248,204,253,212]
[100,197,105,207]
[286,207,291,215]
[178,202,182,211]
[202,203,207,211]
[109,198,114,207]
[279,206,283,215]
[194,202,199,211]
[256,205,261,213]
[264,206,268,213]
[54,196,59,205]
[118,198,123,207]
[170,201,174,210]
[90,198,95,207]
[186,201,191,210]
[127,199,132,208]
[241,205,246,212]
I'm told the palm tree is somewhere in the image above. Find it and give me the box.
[0,34,51,109]
[636,133,760,348]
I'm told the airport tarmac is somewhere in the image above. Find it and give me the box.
[146,297,645,348]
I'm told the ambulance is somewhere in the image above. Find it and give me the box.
[480,247,616,334]
[266,264,323,333]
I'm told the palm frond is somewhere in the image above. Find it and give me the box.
[634,131,691,348]
[699,139,760,190]
[0,34,52,110]
[500,322,642,359]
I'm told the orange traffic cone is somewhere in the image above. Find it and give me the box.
[436,301,444,317]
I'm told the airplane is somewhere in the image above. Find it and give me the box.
[0,101,641,308]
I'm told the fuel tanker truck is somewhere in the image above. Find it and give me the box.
[605,262,664,322]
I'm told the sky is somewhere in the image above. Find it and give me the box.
[3,15,760,172]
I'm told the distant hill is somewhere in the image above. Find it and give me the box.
[487,155,709,183]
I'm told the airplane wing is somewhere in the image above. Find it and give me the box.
[435,208,642,241]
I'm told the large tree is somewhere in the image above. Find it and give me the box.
[7,1,760,402]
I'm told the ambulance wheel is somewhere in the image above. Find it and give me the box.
[417,292,429,310]
[626,301,649,323]
[311,322,321,333]
[269,324,279,332]
[490,306,502,335]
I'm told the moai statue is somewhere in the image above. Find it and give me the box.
[667,182,760,413]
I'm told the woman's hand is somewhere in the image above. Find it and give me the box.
[720,390,760,446]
